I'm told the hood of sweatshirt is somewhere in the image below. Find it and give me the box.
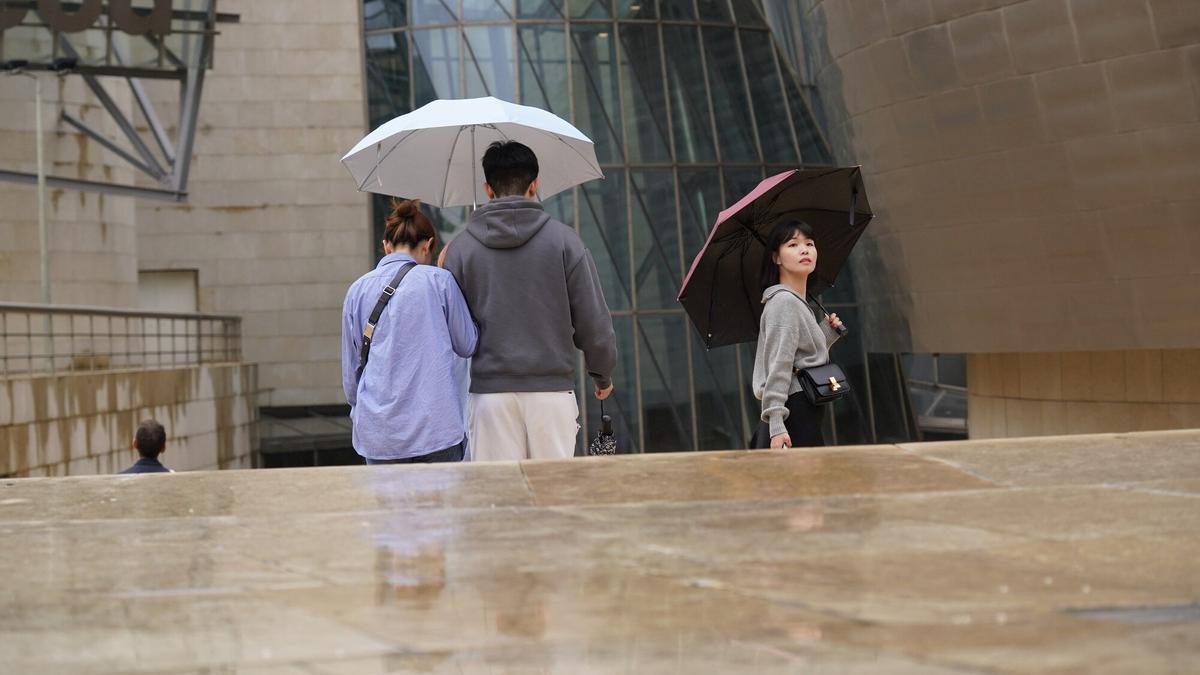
[464,196,552,249]
[761,284,806,304]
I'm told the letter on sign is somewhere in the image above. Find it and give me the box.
[36,0,104,33]
[109,0,171,36]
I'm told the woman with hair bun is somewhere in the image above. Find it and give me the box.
[341,199,478,463]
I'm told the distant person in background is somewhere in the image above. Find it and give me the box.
[341,198,478,464]
[120,419,172,474]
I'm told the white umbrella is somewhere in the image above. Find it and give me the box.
[341,97,603,208]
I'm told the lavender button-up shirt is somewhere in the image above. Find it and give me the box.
[341,253,478,460]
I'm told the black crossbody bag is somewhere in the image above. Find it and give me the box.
[355,261,417,380]
[794,296,849,405]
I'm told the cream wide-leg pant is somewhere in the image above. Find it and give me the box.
[467,391,580,461]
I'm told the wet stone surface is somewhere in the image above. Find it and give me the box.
[0,430,1197,673]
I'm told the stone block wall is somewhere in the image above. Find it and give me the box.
[967,349,1200,438]
[134,0,370,407]
[0,364,257,477]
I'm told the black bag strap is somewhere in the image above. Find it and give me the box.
[355,261,417,380]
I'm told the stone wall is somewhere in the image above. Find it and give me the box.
[0,363,257,477]
[0,57,139,308]
[967,350,1200,438]
[134,0,370,407]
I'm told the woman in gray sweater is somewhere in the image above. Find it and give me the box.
[751,220,845,449]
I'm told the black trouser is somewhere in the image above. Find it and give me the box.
[750,392,827,448]
[364,441,464,465]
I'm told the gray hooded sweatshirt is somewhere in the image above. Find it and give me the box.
[752,284,842,437]
[444,196,617,394]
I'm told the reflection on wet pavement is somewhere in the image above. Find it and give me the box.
[0,430,1197,673]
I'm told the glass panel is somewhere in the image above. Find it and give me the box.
[618,24,671,163]
[364,0,406,30]
[631,170,680,309]
[696,0,731,22]
[692,332,745,449]
[703,27,758,162]
[659,0,695,20]
[412,28,461,105]
[429,205,470,243]
[828,306,872,445]
[570,0,611,18]
[616,0,656,19]
[365,30,410,130]
[868,353,916,444]
[413,0,456,24]
[570,24,624,164]
[723,167,764,206]
[740,30,797,164]
[820,258,856,303]
[542,188,575,229]
[729,0,765,27]
[464,25,516,101]
[518,0,564,18]
[584,315,640,452]
[518,25,569,116]
[662,25,715,163]
[578,170,631,311]
[679,169,722,264]
[938,354,967,386]
[739,342,762,439]
[903,354,936,383]
[463,0,513,20]
[782,73,833,165]
[638,315,693,452]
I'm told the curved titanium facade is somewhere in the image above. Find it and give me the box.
[787,0,1200,355]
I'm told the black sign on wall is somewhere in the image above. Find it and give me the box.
[0,1,173,36]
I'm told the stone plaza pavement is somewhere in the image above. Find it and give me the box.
[0,430,1197,673]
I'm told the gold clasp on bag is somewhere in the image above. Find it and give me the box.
[829,377,840,391]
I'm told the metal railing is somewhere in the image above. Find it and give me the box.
[0,302,241,378]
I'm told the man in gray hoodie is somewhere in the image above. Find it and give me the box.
[443,141,617,461]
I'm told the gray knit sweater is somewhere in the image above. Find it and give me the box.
[751,285,842,437]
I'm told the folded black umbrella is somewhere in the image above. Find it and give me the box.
[677,167,873,348]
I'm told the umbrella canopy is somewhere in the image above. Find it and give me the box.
[677,167,873,348]
[341,97,603,208]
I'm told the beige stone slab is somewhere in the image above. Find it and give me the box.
[0,431,1197,673]
[519,447,997,505]
[0,463,535,521]
[900,429,1200,486]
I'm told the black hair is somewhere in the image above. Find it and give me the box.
[759,219,816,290]
[482,140,539,197]
[135,419,166,458]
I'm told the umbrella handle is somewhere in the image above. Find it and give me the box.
[810,295,849,337]
[600,399,613,436]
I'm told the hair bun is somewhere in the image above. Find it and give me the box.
[390,198,419,218]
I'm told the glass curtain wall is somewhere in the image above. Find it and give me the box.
[361,0,896,452]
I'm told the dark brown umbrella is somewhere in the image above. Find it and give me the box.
[677,167,873,348]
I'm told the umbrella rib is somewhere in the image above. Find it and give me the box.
[549,133,603,178]
[356,129,419,192]
[756,167,844,221]
[441,125,469,207]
